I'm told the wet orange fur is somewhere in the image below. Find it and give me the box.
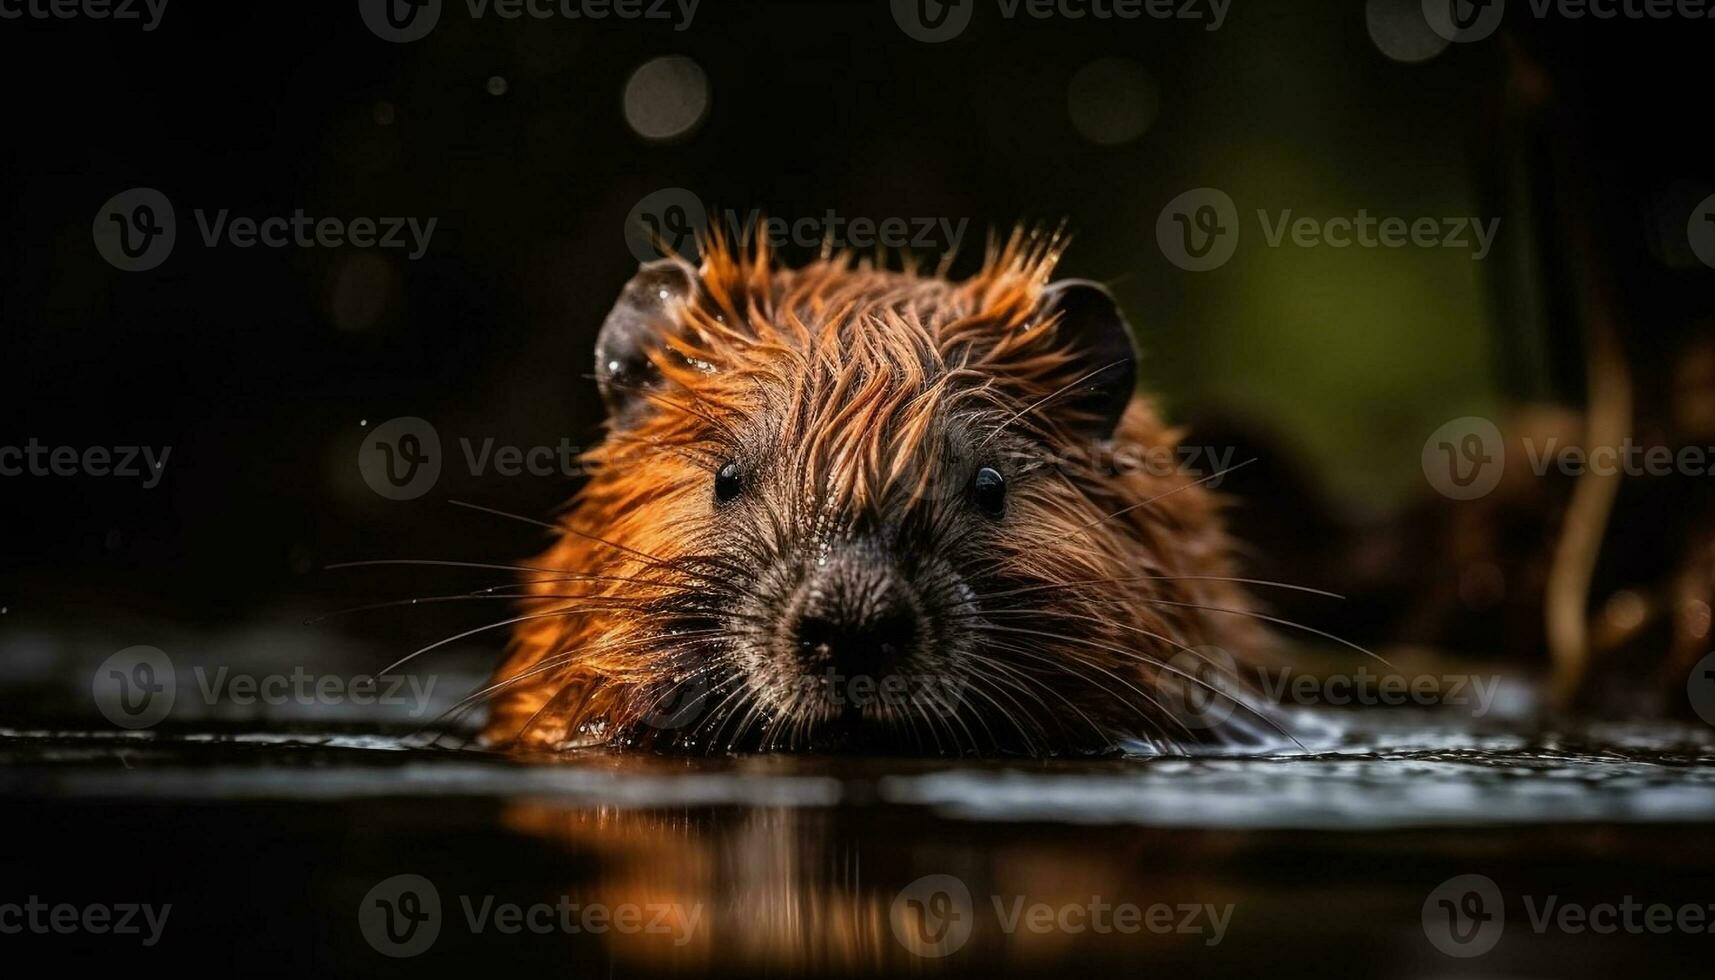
[483,230,1259,754]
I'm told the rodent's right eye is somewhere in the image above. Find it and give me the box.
[971,466,1007,519]
[714,460,743,503]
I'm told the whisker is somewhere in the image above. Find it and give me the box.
[974,573,1344,604]
[307,580,698,623]
[975,626,1194,748]
[430,631,722,733]
[968,608,1302,749]
[1070,457,1257,536]
[378,603,681,677]
[976,647,1112,746]
[1135,598,1391,668]
[974,357,1133,452]
[448,499,737,582]
[326,558,568,575]
[955,670,1042,754]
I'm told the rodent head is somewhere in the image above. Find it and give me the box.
[489,233,1249,756]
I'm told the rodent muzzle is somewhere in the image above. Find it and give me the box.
[782,555,925,680]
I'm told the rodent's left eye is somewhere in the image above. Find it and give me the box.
[971,466,1006,518]
[714,460,743,503]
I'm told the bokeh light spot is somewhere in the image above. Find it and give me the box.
[623,56,710,143]
[1067,57,1158,146]
[1366,0,1450,64]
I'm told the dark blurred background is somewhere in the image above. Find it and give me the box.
[8,5,1715,978]
[3,0,1714,721]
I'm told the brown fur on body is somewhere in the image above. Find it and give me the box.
[483,231,1265,756]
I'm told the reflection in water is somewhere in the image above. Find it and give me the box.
[478,718,1715,974]
[500,803,1243,974]
[6,717,1715,976]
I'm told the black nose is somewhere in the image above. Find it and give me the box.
[790,564,920,674]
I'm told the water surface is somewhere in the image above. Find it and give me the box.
[4,714,1713,976]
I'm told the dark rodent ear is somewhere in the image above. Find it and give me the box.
[595,258,699,423]
[1039,279,1138,440]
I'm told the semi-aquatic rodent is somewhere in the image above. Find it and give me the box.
[484,231,1264,755]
